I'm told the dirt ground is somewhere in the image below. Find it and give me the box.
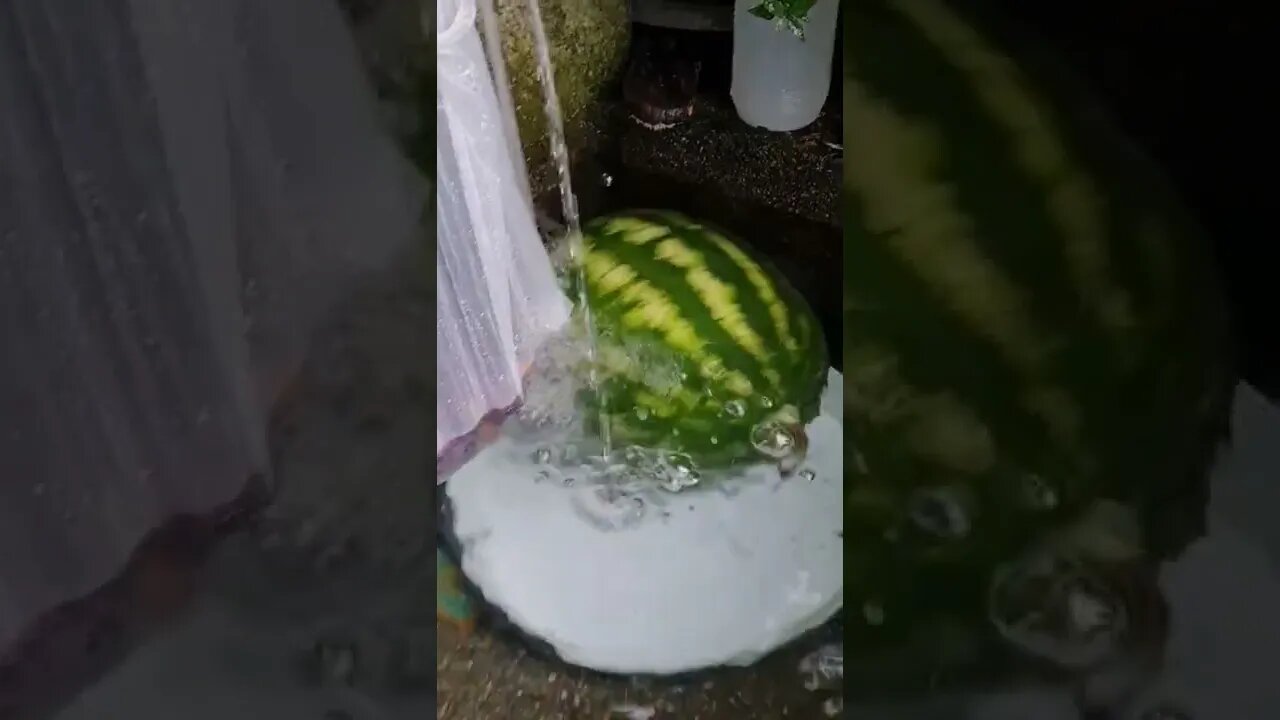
[436,620,842,720]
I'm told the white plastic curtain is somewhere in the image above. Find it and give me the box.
[0,0,421,655]
[435,0,570,460]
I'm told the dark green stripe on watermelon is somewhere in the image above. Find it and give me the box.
[663,211,829,419]
[587,214,773,400]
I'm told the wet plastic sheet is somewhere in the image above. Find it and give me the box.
[436,0,570,459]
[0,0,423,653]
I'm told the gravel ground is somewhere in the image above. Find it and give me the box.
[436,621,842,720]
[616,97,841,227]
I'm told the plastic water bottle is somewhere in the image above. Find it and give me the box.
[730,0,841,132]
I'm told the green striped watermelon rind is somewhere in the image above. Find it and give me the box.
[841,0,1235,691]
[564,209,831,470]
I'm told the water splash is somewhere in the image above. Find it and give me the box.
[520,0,612,458]
[570,483,647,532]
[799,643,843,691]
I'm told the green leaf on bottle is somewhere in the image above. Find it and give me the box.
[747,0,819,40]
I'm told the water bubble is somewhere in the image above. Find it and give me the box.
[667,451,696,473]
[798,469,816,482]
[1022,473,1059,510]
[988,550,1128,669]
[600,173,614,188]
[709,436,718,445]
[722,399,747,419]
[908,486,972,539]
[751,421,797,460]
[862,600,885,626]
[657,452,701,492]
[532,446,553,464]
[821,697,844,717]
[634,406,650,421]
[758,395,775,409]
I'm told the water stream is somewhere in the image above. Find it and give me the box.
[511,0,613,458]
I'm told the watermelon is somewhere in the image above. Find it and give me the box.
[843,0,1232,690]
[571,210,830,471]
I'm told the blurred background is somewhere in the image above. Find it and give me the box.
[975,0,1275,399]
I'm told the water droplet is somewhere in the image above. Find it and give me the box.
[532,447,553,464]
[798,469,816,482]
[722,399,747,419]
[634,406,650,421]
[758,395,775,409]
[751,421,796,459]
[908,486,972,539]
[862,600,885,626]
[1022,473,1059,510]
[709,436,718,445]
[600,173,614,187]
[822,697,844,717]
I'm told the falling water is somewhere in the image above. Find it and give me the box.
[511,0,613,458]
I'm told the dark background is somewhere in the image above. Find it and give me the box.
[972,0,1276,399]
